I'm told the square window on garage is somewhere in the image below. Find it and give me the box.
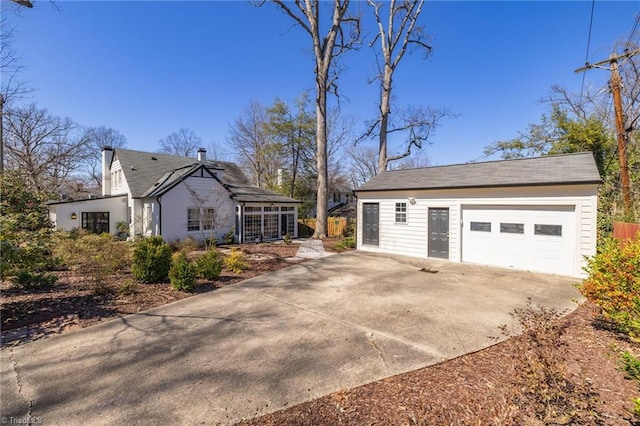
[395,202,407,223]
[534,224,562,236]
[500,222,524,234]
[470,221,491,232]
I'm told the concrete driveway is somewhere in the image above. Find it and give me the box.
[1,251,581,425]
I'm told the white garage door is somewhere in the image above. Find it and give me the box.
[462,205,576,276]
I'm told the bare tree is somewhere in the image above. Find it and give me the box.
[158,128,202,157]
[265,0,360,239]
[347,144,379,188]
[184,181,229,249]
[392,146,431,169]
[360,0,450,171]
[1,11,33,174]
[207,141,232,162]
[228,100,284,188]
[9,0,33,8]
[3,103,90,192]
[82,126,127,185]
[326,108,356,187]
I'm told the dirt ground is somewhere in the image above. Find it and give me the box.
[2,240,638,424]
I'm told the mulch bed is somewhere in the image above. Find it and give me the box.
[0,241,307,345]
[243,303,639,425]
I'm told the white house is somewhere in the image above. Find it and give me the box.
[354,152,601,278]
[47,147,301,243]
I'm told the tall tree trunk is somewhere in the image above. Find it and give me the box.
[378,63,393,172]
[314,76,328,239]
[268,0,357,239]
[290,138,299,199]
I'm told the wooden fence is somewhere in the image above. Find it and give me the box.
[298,217,349,238]
[613,221,640,241]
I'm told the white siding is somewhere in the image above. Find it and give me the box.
[579,194,598,273]
[356,184,598,277]
[357,191,457,259]
[131,198,144,237]
[48,196,128,234]
[109,159,130,196]
[158,173,235,243]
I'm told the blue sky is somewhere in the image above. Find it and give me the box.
[4,1,639,166]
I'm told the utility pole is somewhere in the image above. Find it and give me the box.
[576,48,640,218]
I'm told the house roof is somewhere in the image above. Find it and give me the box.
[355,152,602,193]
[115,148,300,203]
[46,195,127,206]
[114,149,198,197]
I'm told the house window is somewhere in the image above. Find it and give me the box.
[281,213,295,236]
[264,214,279,239]
[395,202,407,223]
[202,208,215,230]
[187,208,200,231]
[470,221,491,232]
[244,214,262,241]
[187,207,216,232]
[245,206,262,212]
[82,212,109,234]
[112,170,122,188]
[500,223,524,234]
[264,206,279,212]
[534,224,562,236]
[281,206,295,212]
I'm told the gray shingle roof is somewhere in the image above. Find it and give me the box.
[115,149,194,197]
[115,148,300,203]
[355,152,602,192]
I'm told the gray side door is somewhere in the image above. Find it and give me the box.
[428,208,449,259]
[362,203,379,246]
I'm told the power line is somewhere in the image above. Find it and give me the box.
[576,49,640,217]
[627,12,640,47]
[579,0,596,106]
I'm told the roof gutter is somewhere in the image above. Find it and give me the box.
[354,180,603,193]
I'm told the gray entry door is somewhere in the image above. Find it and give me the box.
[362,203,379,246]
[428,208,449,259]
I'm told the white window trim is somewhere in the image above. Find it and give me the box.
[395,202,407,224]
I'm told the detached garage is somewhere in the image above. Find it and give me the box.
[354,152,601,277]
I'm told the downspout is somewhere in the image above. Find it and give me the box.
[239,202,245,244]
[157,196,162,236]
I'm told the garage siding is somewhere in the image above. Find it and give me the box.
[357,194,459,260]
[376,198,429,257]
[356,185,598,277]
[579,196,598,272]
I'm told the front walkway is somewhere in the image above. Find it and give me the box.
[295,238,332,259]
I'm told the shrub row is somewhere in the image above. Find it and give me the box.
[133,237,245,292]
[579,234,640,338]
[12,231,247,293]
